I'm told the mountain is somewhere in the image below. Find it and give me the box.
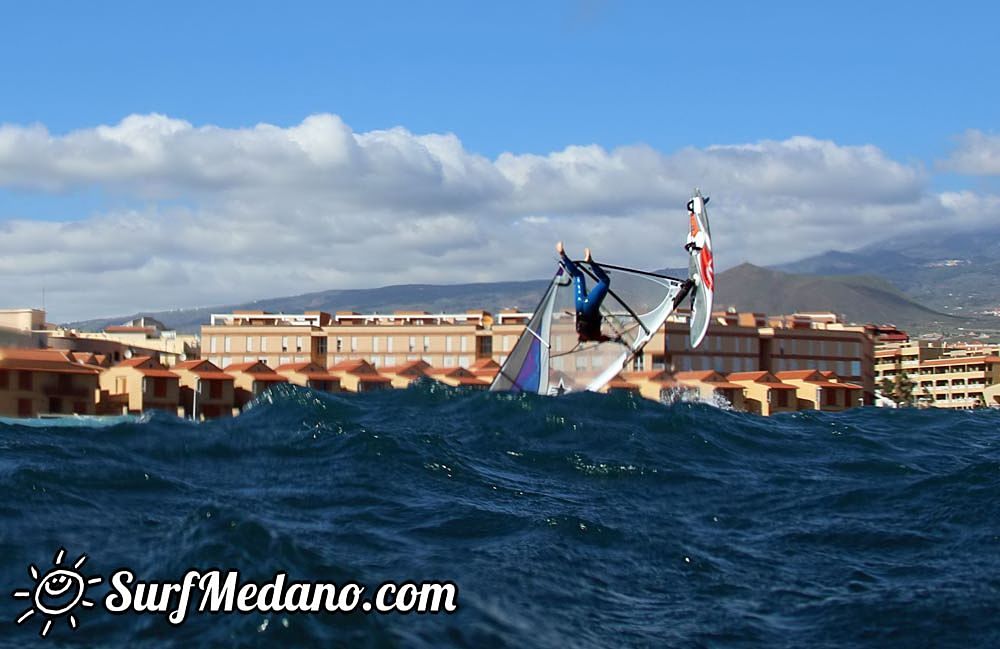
[714,264,957,329]
[66,280,551,333]
[66,263,974,338]
[778,227,1000,317]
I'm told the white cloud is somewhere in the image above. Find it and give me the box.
[0,114,995,321]
[940,130,1000,175]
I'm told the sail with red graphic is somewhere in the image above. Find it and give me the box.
[686,189,714,348]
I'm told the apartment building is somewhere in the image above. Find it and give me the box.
[173,360,235,419]
[646,311,875,404]
[874,340,946,385]
[224,361,289,407]
[727,371,798,416]
[203,311,329,369]
[327,360,392,392]
[913,355,1000,409]
[0,348,101,417]
[99,357,181,415]
[274,362,341,393]
[323,311,494,370]
[53,317,199,366]
[775,370,862,411]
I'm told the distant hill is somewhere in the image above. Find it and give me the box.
[66,263,972,336]
[777,226,1000,318]
[67,279,552,333]
[713,263,958,329]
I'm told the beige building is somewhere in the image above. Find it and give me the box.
[674,370,747,410]
[0,348,101,417]
[328,360,392,392]
[914,355,1000,409]
[173,360,236,419]
[203,311,329,370]
[649,311,875,404]
[274,362,342,393]
[54,317,199,366]
[775,370,862,411]
[381,360,432,389]
[224,361,289,407]
[424,367,489,389]
[99,357,181,415]
[727,371,798,416]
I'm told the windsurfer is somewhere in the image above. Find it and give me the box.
[557,241,614,343]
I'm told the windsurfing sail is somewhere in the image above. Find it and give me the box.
[489,263,685,395]
[686,189,715,349]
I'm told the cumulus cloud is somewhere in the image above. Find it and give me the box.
[940,129,1000,175]
[0,114,994,321]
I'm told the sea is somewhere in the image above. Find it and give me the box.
[1,382,998,648]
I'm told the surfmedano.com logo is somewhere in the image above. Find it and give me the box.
[11,548,458,638]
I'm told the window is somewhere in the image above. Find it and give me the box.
[776,390,789,407]
[459,357,470,369]
[279,356,291,366]
[282,336,289,352]
[154,378,167,398]
[210,381,222,399]
[444,356,456,368]
[261,337,268,352]
[633,355,645,371]
[224,336,231,353]
[460,337,468,353]
[221,356,232,369]
[296,336,304,353]
[387,337,393,353]
[408,336,416,352]
[317,337,327,355]
[247,337,254,352]
[503,336,512,352]
[351,337,358,352]
[18,371,32,391]
[423,336,430,352]
[336,337,343,352]
[373,337,380,353]
[210,337,218,353]
[445,336,453,353]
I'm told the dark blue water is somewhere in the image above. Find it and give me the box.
[1,382,999,648]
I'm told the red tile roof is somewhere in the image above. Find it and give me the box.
[0,349,101,375]
[136,369,179,379]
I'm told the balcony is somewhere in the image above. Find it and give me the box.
[42,383,92,399]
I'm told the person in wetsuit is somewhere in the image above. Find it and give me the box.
[557,241,614,344]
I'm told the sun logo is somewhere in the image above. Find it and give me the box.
[11,548,102,638]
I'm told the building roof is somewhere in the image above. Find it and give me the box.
[606,375,640,390]
[381,360,430,376]
[224,361,274,373]
[104,326,153,334]
[673,370,743,389]
[922,355,1000,367]
[727,371,796,388]
[0,348,101,375]
[329,359,378,374]
[173,360,233,380]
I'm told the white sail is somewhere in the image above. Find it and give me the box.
[490,262,685,395]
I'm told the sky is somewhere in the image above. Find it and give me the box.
[1,0,999,321]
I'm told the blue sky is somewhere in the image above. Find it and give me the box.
[3,1,996,161]
[1,1,998,319]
